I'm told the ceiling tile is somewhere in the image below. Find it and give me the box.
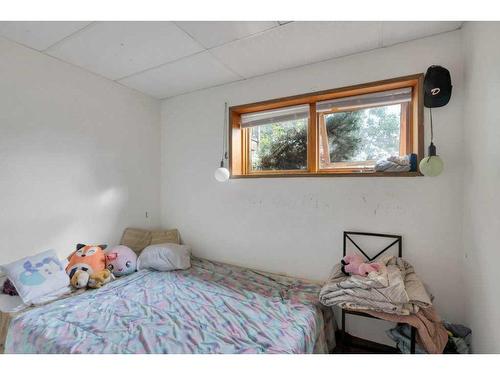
[0,21,91,51]
[382,21,463,46]
[119,52,241,99]
[46,21,204,80]
[1,21,465,99]
[210,21,381,78]
[175,21,278,49]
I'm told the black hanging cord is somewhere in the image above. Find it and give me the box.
[427,107,437,158]
[429,107,434,144]
[220,102,228,167]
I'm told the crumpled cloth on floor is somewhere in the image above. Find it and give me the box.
[443,321,472,354]
[387,320,472,354]
[387,324,427,354]
[365,306,448,354]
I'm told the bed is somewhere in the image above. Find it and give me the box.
[1,257,335,354]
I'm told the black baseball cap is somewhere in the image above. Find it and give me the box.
[424,65,452,108]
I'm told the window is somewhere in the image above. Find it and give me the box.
[242,104,309,172]
[229,74,423,177]
[317,88,411,172]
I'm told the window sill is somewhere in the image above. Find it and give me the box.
[230,171,422,179]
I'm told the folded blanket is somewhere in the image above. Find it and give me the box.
[319,256,431,315]
[375,154,417,172]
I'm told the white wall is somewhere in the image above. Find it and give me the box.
[0,37,161,264]
[462,22,500,353]
[4,23,498,351]
[161,31,466,343]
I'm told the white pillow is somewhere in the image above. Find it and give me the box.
[0,250,70,305]
[137,243,191,271]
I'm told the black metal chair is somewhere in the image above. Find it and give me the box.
[340,231,417,354]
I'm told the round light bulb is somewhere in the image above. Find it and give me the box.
[214,167,230,182]
[419,156,444,177]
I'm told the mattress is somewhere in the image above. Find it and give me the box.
[4,257,335,354]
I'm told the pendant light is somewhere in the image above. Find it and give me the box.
[419,65,451,177]
[214,102,230,182]
[419,107,444,177]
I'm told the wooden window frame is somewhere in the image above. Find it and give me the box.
[229,74,424,178]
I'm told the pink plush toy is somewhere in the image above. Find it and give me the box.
[105,245,137,277]
[341,254,382,276]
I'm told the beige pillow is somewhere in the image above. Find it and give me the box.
[150,229,180,245]
[120,228,152,254]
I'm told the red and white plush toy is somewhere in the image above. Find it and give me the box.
[341,254,382,276]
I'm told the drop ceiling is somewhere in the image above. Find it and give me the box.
[0,21,463,99]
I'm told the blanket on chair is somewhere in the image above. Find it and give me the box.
[319,256,432,315]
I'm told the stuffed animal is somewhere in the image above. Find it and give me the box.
[70,269,113,289]
[2,279,18,296]
[105,245,137,277]
[70,269,90,289]
[341,254,382,276]
[88,269,114,289]
[66,244,107,279]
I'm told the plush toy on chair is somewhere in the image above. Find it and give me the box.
[341,254,382,276]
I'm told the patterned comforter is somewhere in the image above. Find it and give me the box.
[5,258,334,353]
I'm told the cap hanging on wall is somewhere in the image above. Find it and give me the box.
[419,65,452,177]
[424,65,452,108]
[214,102,230,182]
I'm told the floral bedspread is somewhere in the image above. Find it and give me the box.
[5,257,334,353]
